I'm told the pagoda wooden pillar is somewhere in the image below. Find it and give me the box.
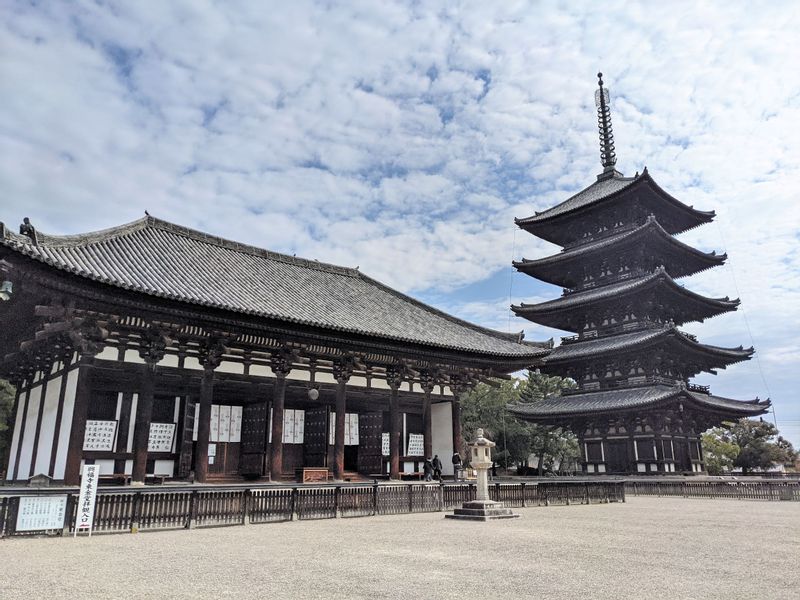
[332,359,354,481]
[194,341,225,484]
[131,332,169,484]
[386,367,404,480]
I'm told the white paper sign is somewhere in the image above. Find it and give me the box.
[283,410,295,443]
[16,496,68,531]
[382,432,390,456]
[218,405,231,443]
[208,443,217,457]
[330,412,359,446]
[229,406,243,443]
[148,422,176,453]
[83,420,118,451]
[74,464,99,536]
[210,405,220,441]
[407,433,424,457]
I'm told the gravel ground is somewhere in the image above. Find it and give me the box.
[1,497,797,600]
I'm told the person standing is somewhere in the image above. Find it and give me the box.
[451,451,462,481]
[423,458,434,482]
[432,455,443,481]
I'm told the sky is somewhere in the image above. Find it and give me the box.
[2,1,799,446]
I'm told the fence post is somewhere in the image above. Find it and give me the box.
[186,490,198,529]
[372,483,379,516]
[290,488,298,521]
[242,489,251,526]
[61,494,75,536]
[131,491,143,533]
[682,482,687,499]
[521,482,526,508]
[438,482,444,512]
[334,486,341,518]
[408,484,413,513]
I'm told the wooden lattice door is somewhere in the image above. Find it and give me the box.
[358,412,383,475]
[304,407,329,467]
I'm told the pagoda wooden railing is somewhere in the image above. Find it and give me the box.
[686,383,710,394]
[561,319,663,344]
[0,480,625,538]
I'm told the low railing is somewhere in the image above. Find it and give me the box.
[0,480,625,538]
[626,480,800,501]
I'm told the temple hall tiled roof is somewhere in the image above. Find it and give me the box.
[0,216,550,359]
[508,384,770,418]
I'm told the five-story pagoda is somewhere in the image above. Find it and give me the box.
[508,74,770,475]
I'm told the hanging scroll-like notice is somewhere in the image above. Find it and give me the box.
[148,422,176,453]
[83,420,118,451]
[382,432,390,456]
[406,433,424,457]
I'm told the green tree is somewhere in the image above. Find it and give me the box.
[727,419,797,474]
[515,371,578,475]
[701,428,740,475]
[0,379,16,475]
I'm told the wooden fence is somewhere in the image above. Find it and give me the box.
[0,480,624,538]
[626,480,800,501]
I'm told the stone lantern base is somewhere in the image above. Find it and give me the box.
[445,500,520,521]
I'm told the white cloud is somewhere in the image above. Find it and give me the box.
[1,0,799,442]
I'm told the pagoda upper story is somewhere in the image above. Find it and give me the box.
[512,73,753,394]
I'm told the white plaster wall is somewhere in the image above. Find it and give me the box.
[183,356,202,370]
[153,459,175,477]
[249,364,273,377]
[431,401,454,476]
[95,346,117,361]
[123,349,145,364]
[124,459,133,475]
[160,354,180,368]
[217,360,243,374]
[370,378,390,390]
[348,376,368,388]
[5,393,25,479]
[18,383,43,479]
[286,369,311,382]
[314,371,336,384]
[33,375,62,476]
[53,368,78,480]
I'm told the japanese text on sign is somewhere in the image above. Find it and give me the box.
[16,496,68,531]
[148,422,176,452]
[74,464,99,536]
[83,420,118,451]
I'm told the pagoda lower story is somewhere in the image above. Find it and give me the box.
[510,382,769,474]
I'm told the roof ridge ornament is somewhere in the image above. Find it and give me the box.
[595,72,618,180]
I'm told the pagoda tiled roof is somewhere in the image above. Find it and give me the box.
[507,384,770,418]
[515,169,715,237]
[544,326,753,364]
[513,216,727,287]
[0,216,550,360]
[512,268,739,330]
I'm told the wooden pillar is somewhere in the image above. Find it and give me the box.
[132,331,169,484]
[194,340,224,484]
[386,366,404,480]
[389,385,400,480]
[451,396,463,457]
[268,372,288,480]
[420,372,436,460]
[64,352,97,486]
[332,359,353,481]
[131,363,157,483]
[333,380,347,480]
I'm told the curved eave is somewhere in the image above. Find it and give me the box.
[516,169,716,245]
[507,386,770,421]
[512,271,739,331]
[513,217,727,287]
[542,327,754,367]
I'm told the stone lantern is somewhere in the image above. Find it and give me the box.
[445,428,519,521]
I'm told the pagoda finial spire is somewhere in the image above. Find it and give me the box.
[595,72,617,177]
